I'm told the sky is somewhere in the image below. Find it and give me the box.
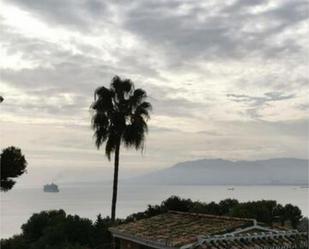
[0,0,308,184]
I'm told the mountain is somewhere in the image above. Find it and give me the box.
[126,158,308,185]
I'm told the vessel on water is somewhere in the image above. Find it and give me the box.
[43,183,59,193]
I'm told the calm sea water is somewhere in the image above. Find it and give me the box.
[1,184,308,238]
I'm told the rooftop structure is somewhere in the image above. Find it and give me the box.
[193,230,307,249]
[109,211,308,249]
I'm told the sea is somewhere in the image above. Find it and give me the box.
[1,183,308,239]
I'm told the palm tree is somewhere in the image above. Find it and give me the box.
[91,76,152,222]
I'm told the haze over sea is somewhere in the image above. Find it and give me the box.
[1,183,308,239]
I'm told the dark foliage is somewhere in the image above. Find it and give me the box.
[1,146,27,191]
[126,196,303,228]
[92,214,115,249]
[0,210,119,249]
[1,196,304,249]
[90,76,151,160]
[229,200,278,225]
[283,204,303,228]
[298,217,309,232]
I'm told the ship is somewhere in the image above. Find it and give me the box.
[43,183,59,193]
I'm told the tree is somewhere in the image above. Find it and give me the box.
[218,199,239,215]
[1,210,101,249]
[91,75,152,222]
[21,210,66,242]
[273,204,285,226]
[229,200,278,225]
[297,217,308,232]
[283,204,302,228]
[162,196,193,212]
[1,146,27,191]
[93,214,114,248]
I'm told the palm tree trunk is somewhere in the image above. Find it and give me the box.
[111,141,120,222]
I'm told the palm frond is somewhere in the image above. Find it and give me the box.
[94,127,109,149]
[91,112,109,129]
[105,131,119,160]
[92,86,113,112]
[111,76,134,102]
[130,89,147,108]
[135,101,152,120]
[123,115,148,150]
[91,76,151,159]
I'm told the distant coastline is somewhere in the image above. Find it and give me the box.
[125,158,309,186]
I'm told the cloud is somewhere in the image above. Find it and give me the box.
[227,92,295,119]
[0,0,308,173]
[0,25,206,121]
[298,103,309,111]
[3,0,109,32]
[123,0,308,64]
[227,92,294,105]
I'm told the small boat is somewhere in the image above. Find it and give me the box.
[43,183,59,193]
[299,185,309,189]
[227,187,235,191]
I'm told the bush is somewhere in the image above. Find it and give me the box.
[1,210,113,249]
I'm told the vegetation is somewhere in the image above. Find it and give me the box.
[1,196,304,249]
[125,196,303,228]
[91,76,152,222]
[298,217,309,232]
[1,146,27,191]
[0,210,116,249]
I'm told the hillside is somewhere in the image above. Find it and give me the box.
[126,158,308,185]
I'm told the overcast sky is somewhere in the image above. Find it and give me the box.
[0,0,308,184]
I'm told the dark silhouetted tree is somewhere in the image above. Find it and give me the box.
[91,76,152,222]
[273,204,286,225]
[1,146,27,191]
[93,214,114,248]
[162,196,193,212]
[229,200,278,225]
[283,204,302,228]
[1,210,101,249]
[219,199,239,215]
[0,96,3,103]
